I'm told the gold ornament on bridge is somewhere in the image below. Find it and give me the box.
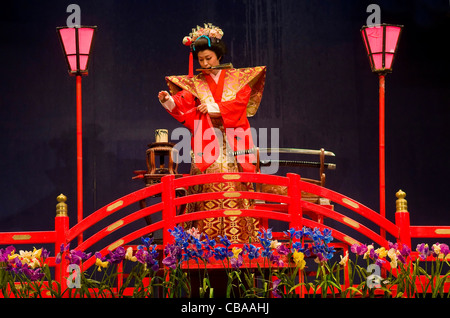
[56,193,68,217]
[395,190,408,213]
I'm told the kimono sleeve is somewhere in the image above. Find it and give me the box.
[166,90,200,132]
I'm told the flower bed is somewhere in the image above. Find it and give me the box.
[1,226,449,298]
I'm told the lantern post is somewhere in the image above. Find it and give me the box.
[360,23,402,238]
[57,26,97,244]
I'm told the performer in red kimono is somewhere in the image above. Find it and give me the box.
[158,24,266,243]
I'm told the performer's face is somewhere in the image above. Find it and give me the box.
[197,49,220,74]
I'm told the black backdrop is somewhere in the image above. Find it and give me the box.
[1,1,449,244]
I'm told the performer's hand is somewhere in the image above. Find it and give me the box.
[197,104,208,114]
[158,91,170,103]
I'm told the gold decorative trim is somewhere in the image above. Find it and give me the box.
[12,234,31,241]
[343,217,360,228]
[222,174,241,180]
[223,192,241,198]
[108,239,124,251]
[224,209,242,216]
[435,229,450,235]
[342,198,359,209]
[107,200,124,212]
[107,220,124,232]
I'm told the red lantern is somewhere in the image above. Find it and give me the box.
[57,26,97,75]
[57,26,97,244]
[360,23,402,238]
[361,24,402,74]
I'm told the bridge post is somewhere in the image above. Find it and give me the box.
[287,173,302,230]
[162,174,176,245]
[54,194,70,292]
[395,190,411,248]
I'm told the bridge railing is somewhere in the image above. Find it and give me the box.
[1,172,449,292]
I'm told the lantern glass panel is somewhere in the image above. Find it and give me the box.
[67,55,78,71]
[366,26,383,53]
[385,26,401,53]
[59,28,76,55]
[384,53,394,69]
[372,53,383,70]
[79,55,89,71]
[78,28,94,54]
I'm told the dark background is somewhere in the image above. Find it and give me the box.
[0,1,449,246]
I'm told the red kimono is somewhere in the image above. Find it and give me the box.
[164,66,266,243]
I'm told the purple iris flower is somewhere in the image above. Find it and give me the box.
[272,279,282,298]
[416,243,431,260]
[162,255,177,269]
[351,244,368,256]
[0,246,15,262]
[108,246,126,264]
[277,244,290,256]
[270,254,284,267]
[230,254,243,269]
[65,249,91,265]
[440,244,450,256]
[137,248,160,271]
[399,244,411,258]
[23,267,45,281]
[375,258,386,267]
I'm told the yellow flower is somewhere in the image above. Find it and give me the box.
[293,251,306,270]
[375,247,388,258]
[8,252,20,261]
[232,247,242,259]
[6,248,44,270]
[32,247,42,259]
[95,258,109,271]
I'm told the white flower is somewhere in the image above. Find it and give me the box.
[339,251,349,265]
[125,247,137,262]
[270,240,282,249]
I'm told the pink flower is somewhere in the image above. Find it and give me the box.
[351,243,368,256]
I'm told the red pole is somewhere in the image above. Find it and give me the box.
[55,194,70,293]
[395,190,411,248]
[161,174,176,245]
[76,75,83,245]
[287,173,302,231]
[379,74,386,239]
